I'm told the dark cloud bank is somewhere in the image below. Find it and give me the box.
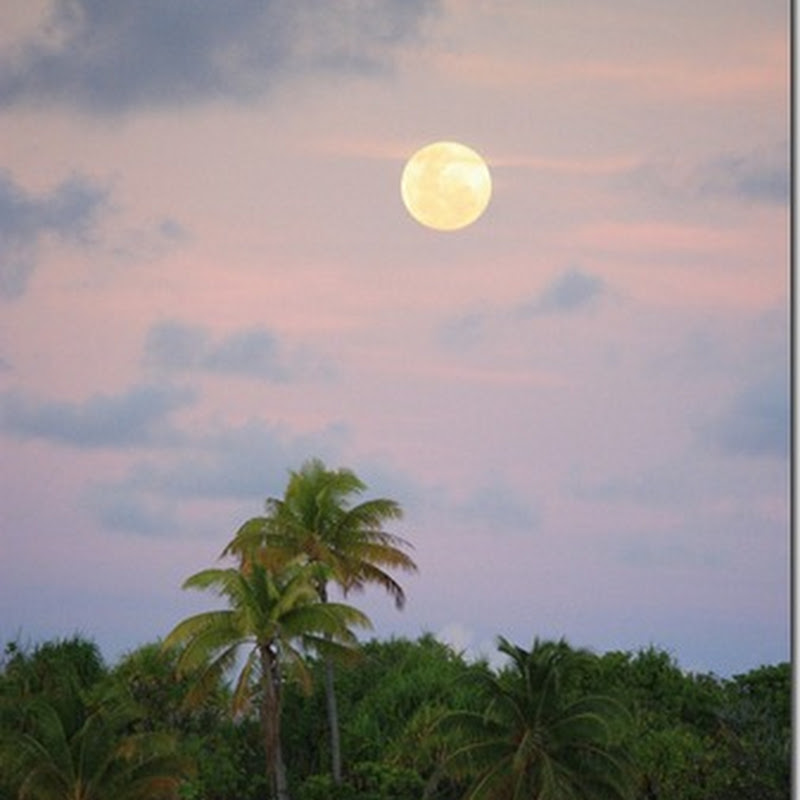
[0,0,438,113]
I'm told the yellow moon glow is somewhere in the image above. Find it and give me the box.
[401,141,492,231]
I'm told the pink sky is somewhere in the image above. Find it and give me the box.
[0,0,789,676]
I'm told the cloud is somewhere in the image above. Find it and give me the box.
[0,171,107,298]
[86,484,179,537]
[84,419,352,535]
[452,480,540,534]
[130,420,350,501]
[619,143,789,209]
[144,320,331,382]
[517,268,606,317]
[695,142,789,205]
[437,267,607,349]
[0,0,437,113]
[81,421,434,539]
[701,369,789,459]
[568,463,696,508]
[0,384,193,448]
[615,533,725,571]
[437,310,489,350]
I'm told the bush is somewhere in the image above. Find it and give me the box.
[297,761,424,800]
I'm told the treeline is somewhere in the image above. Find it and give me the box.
[0,461,791,799]
[0,632,790,800]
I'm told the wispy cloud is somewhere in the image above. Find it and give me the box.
[615,533,726,571]
[618,142,789,209]
[0,384,193,448]
[83,419,351,535]
[516,268,606,318]
[143,320,332,382]
[85,484,179,538]
[700,369,789,459]
[437,310,490,350]
[695,142,789,205]
[0,0,437,113]
[437,267,608,349]
[0,172,107,298]
[452,481,540,534]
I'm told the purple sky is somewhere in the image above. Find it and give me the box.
[0,1,789,677]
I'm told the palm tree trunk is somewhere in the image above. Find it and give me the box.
[324,655,342,783]
[260,644,290,800]
[318,582,343,784]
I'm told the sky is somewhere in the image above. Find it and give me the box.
[0,0,790,678]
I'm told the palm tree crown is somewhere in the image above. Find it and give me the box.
[227,458,417,605]
[164,557,370,800]
[2,683,189,800]
[442,637,636,800]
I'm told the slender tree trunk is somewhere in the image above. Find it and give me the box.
[324,655,342,783]
[260,645,290,800]
[319,582,343,784]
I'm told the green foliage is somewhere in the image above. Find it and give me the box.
[1,631,791,800]
[580,648,791,800]
[344,636,488,767]
[164,553,372,800]
[164,560,370,713]
[281,634,486,792]
[297,761,424,800]
[439,637,637,800]
[110,641,267,800]
[1,462,790,800]
[224,457,416,785]
[0,635,111,799]
[1,635,106,700]
[226,458,416,607]
[704,662,791,800]
[0,669,191,800]
[178,717,268,800]
[112,640,227,734]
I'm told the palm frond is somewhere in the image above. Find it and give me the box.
[440,638,636,800]
[231,648,259,716]
[162,609,235,651]
[348,540,418,572]
[337,498,404,531]
[278,645,315,694]
[182,643,242,709]
[181,567,240,595]
[282,602,371,642]
[221,515,269,558]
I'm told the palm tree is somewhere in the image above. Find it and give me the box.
[225,458,417,783]
[1,682,190,800]
[163,556,370,800]
[440,637,636,800]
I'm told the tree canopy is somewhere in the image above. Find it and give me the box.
[0,461,790,800]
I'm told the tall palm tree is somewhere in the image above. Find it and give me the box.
[1,683,190,800]
[440,637,636,800]
[163,557,370,800]
[225,458,417,783]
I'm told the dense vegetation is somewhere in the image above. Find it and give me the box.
[0,633,790,800]
[0,461,791,799]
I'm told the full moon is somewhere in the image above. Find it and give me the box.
[401,141,492,231]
